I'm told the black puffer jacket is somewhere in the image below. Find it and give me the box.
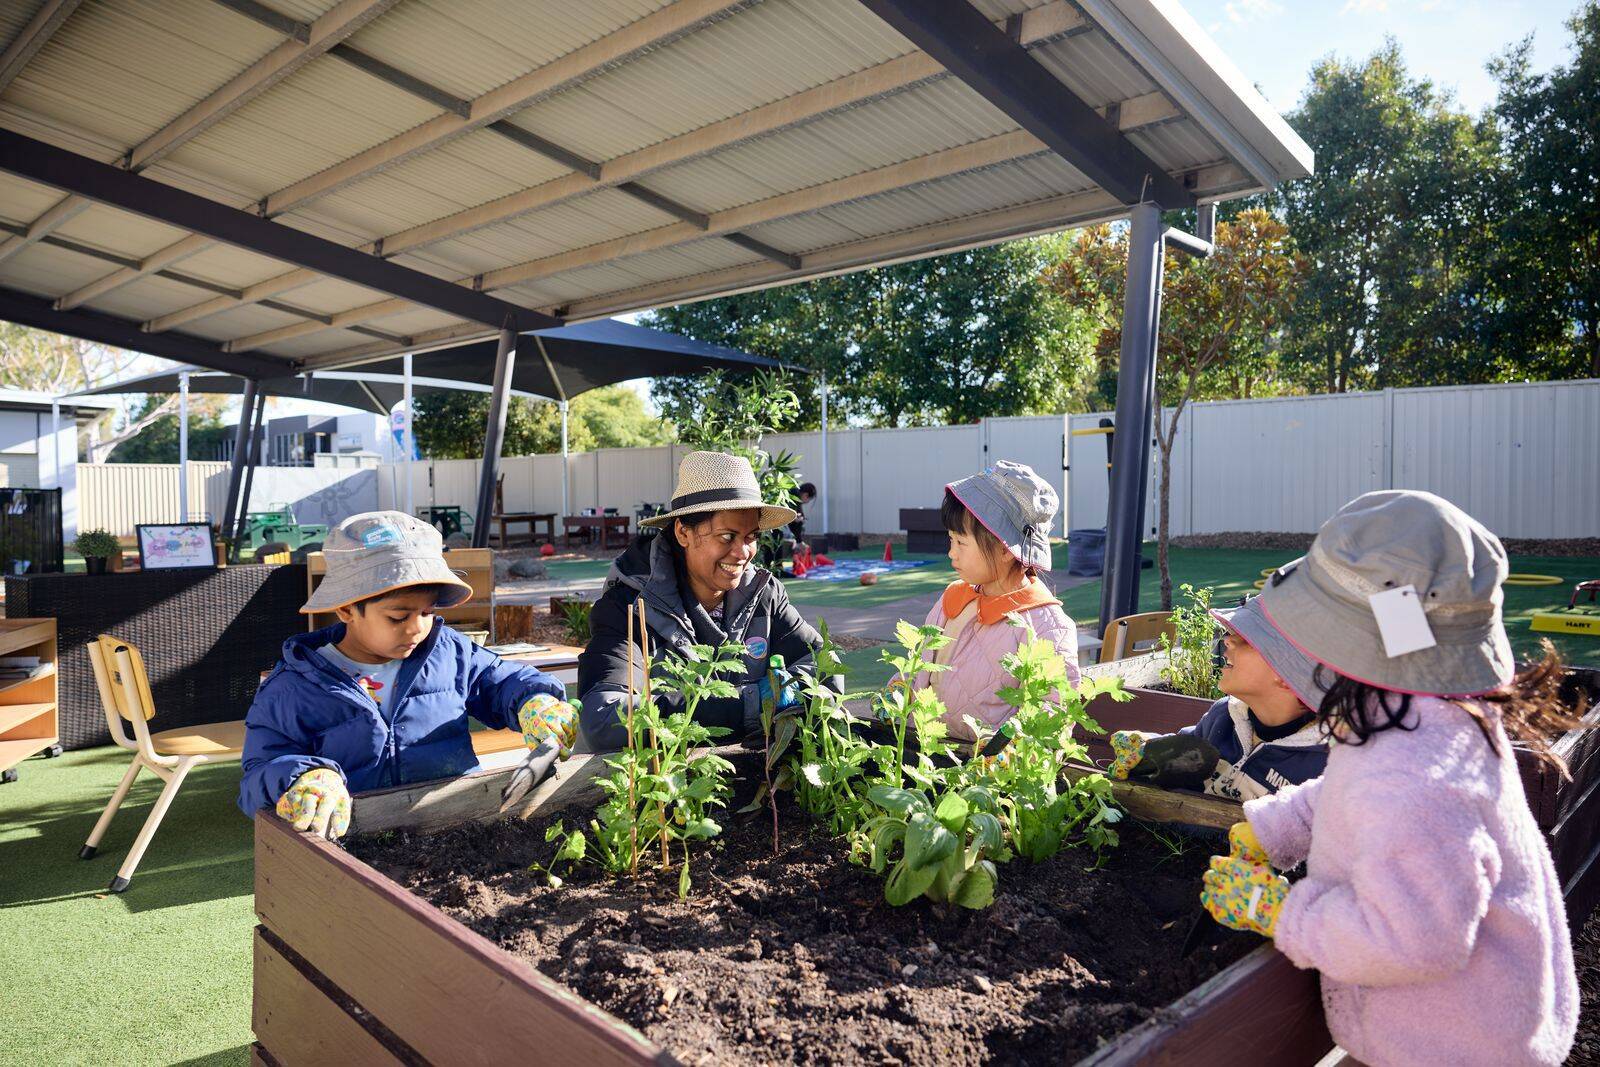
[576,531,828,751]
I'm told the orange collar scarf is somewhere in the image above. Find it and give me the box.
[942,578,1059,625]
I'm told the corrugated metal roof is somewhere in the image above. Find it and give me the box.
[0,0,1310,375]
[8,0,284,149]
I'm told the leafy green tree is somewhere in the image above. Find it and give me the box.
[1045,209,1306,608]
[105,394,230,463]
[645,239,1094,427]
[1488,4,1600,379]
[1263,41,1503,393]
[412,385,670,459]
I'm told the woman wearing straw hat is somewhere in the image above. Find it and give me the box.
[576,451,829,750]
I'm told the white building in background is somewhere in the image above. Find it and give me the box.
[0,388,115,541]
[218,410,405,466]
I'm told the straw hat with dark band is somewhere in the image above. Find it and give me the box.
[640,450,796,531]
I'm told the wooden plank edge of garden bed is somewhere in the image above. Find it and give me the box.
[254,812,677,1067]
[253,926,414,1065]
[1061,764,1242,831]
[348,751,609,835]
[1079,944,1332,1067]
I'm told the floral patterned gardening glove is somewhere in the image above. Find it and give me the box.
[1199,854,1290,937]
[1108,730,1151,779]
[1227,820,1270,866]
[517,693,579,758]
[275,768,351,840]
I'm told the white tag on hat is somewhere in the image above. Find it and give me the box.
[1368,585,1436,657]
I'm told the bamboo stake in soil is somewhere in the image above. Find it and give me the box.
[637,600,668,872]
[625,601,639,875]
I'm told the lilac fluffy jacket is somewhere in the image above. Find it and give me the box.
[1244,695,1577,1067]
[912,586,1080,739]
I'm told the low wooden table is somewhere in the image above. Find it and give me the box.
[562,514,629,550]
[493,511,555,547]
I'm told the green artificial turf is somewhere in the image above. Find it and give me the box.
[781,546,956,610]
[0,748,255,1066]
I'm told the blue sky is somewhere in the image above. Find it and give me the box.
[1185,0,1580,114]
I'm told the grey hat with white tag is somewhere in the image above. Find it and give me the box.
[300,511,473,614]
[1257,490,1514,697]
[1209,597,1323,710]
[945,460,1058,571]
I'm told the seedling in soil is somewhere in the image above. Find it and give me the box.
[537,621,742,896]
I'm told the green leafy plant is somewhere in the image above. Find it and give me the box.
[1160,584,1222,700]
[538,640,743,896]
[981,639,1127,862]
[556,599,593,645]
[861,785,1004,908]
[781,620,1128,910]
[72,528,120,560]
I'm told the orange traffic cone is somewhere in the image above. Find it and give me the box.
[793,553,808,577]
[882,541,894,563]
[815,553,834,567]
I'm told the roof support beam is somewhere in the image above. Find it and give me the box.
[0,287,291,379]
[0,128,556,330]
[138,0,1093,335]
[0,0,82,93]
[272,97,1187,357]
[855,0,1192,207]
[16,0,397,303]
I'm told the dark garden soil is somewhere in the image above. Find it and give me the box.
[350,754,1256,1066]
[1572,906,1600,1064]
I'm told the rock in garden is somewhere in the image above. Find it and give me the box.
[508,557,547,579]
[970,974,994,994]
[445,531,471,549]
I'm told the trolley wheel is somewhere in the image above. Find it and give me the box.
[42,744,63,758]
[1,768,18,784]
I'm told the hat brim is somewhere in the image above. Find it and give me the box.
[945,481,1053,571]
[1256,559,1515,698]
[639,500,796,532]
[1210,601,1323,710]
[301,552,475,614]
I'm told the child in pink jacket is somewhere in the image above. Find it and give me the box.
[1199,490,1579,1067]
[912,461,1079,742]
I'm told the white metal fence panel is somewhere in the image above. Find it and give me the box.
[765,428,866,534]
[1185,393,1387,535]
[1393,380,1600,539]
[984,415,1069,536]
[860,425,982,533]
[78,462,230,536]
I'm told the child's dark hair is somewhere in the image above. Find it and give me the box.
[798,482,817,499]
[1314,640,1587,776]
[940,489,1034,579]
[353,583,453,613]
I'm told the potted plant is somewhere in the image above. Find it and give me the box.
[73,528,120,575]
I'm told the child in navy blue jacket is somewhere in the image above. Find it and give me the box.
[239,512,573,839]
[1109,597,1327,800]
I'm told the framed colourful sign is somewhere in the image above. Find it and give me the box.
[136,523,218,570]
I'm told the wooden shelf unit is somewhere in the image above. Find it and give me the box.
[0,617,59,780]
[305,549,495,637]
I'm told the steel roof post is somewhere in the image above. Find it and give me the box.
[1099,202,1165,635]
[471,320,519,549]
[220,379,260,556]
[232,389,267,561]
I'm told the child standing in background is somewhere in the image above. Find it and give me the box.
[1200,490,1579,1066]
[911,462,1079,741]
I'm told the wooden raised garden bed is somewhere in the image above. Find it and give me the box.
[253,745,1333,1066]
[251,676,1599,1065]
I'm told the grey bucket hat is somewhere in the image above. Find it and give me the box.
[1210,597,1323,710]
[945,460,1057,571]
[1257,490,1515,697]
[301,511,473,614]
